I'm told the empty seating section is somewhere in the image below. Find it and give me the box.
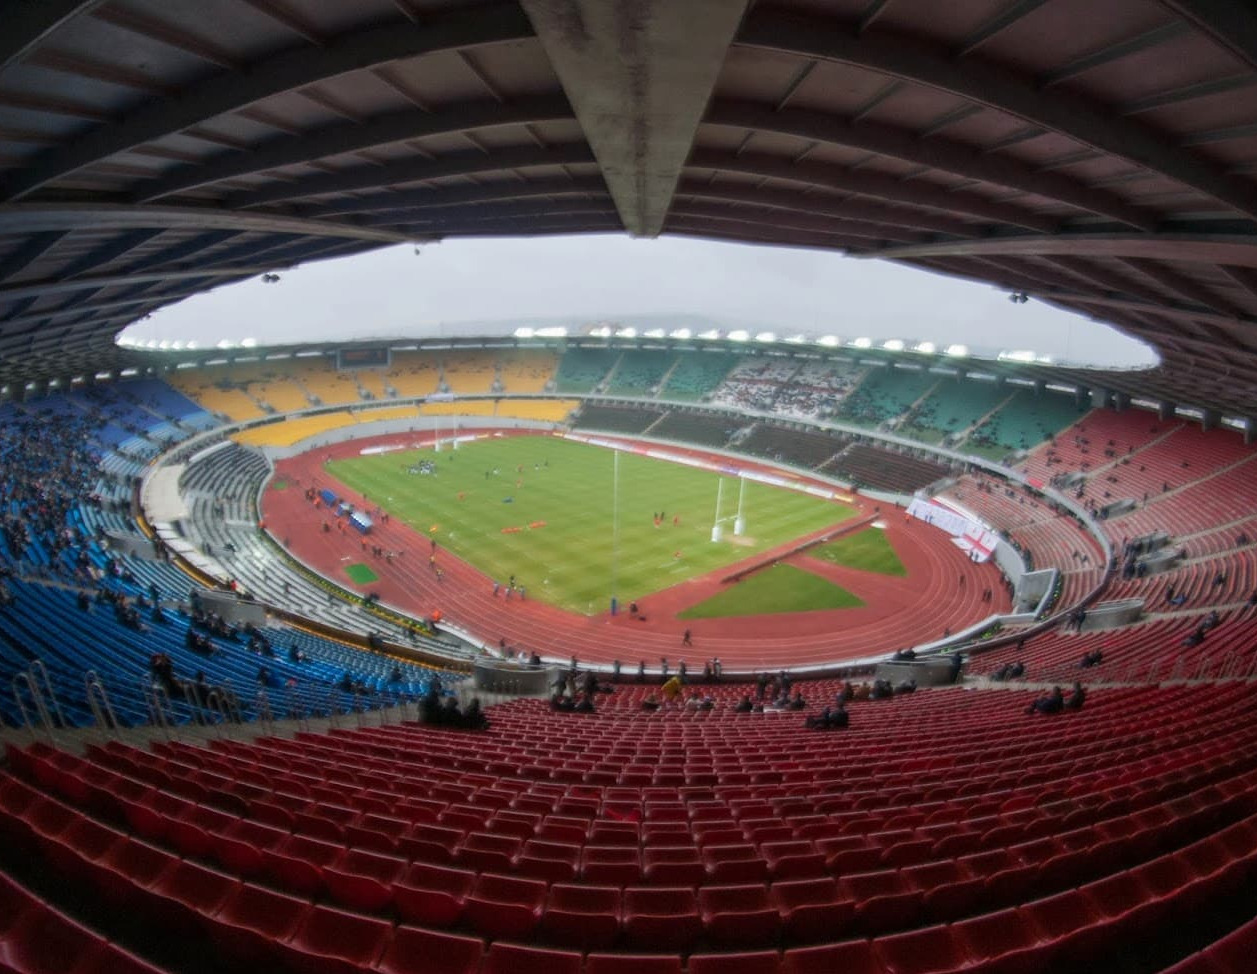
[498,351,560,394]
[971,612,1257,684]
[1106,549,1256,612]
[385,353,441,398]
[253,380,311,414]
[829,446,948,493]
[1019,411,1175,486]
[648,411,742,448]
[289,357,361,407]
[772,361,864,420]
[442,353,496,395]
[573,403,665,435]
[659,353,735,401]
[5,679,1257,973]
[356,369,391,400]
[711,357,799,413]
[738,424,848,469]
[838,367,936,428]
[901,380,1009,445]
[497,400,580,424]
[232,411,356,448]
[556,349,619,393]
[174,359,329,418]
[1099,453,1257,542]
[173,445,447,651]
[606,351,674,397]
[970,388,1087,455]
[177,384,267,423]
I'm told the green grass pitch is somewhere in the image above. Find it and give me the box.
[326,436,856,614]
[679,563,865,619]
[343,563,379,585]
[811,527,907,576]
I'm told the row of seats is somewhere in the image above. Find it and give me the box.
[4,678,1257,972]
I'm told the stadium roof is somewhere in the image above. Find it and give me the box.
[2,0,1257,418]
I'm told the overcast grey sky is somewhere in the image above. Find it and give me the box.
[122,234,1157,368]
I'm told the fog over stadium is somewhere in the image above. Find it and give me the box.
[119,235,1158,369]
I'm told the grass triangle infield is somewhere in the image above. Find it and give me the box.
[679,562,865,619]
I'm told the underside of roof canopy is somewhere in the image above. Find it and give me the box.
[1,0,1256,418]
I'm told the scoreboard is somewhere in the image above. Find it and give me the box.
[336,347,390,370]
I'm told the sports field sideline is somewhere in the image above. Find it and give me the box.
[325,435,857,614]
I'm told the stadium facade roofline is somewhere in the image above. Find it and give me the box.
[1,0,1257,421]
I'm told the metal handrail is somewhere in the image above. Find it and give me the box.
[254,689,275,737]
[141,680,177,741]
[29,659,67,730]
[11,670,55,743]
[84,670,121,742]
[182,682,209,727]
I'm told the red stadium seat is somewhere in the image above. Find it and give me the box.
[481,942,583,974]
[540,883,622,949]
[463,873,547,939]
[698,883,781,947]
[622,886,703,951]
[952,906,1050,974]
[212,882,311,968]
[392,862,475,928]
[771,877,854,944]
[283,904,392,974]
[586,953,683,974]
[375,926,483,974]
[688,950,783,974]
[782,939,883,974]
[323,848,406,913]
[0,903,106,974]
[875,923,971,974]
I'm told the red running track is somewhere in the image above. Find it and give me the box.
[263,431,1010,670]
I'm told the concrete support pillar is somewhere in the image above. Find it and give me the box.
[1158,401,1176,421]
[520,0,750,237]
[1200,409,1220,431]
[1112,391,1130,410]
[1090,387,1110,410]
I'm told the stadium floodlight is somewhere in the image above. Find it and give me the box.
[698,329,720,340]
[644,328,666,338]
[915,341,936,354]
[783,333,808,344]
[883,339,905,351]
[616,327,637,338]
[242,338,258,348]
[755,331,776,342]
[514,327,535,338]
[727,330,750,342]
[670,328,692,339]
[945,344,969,357]
[852,337,872,349]
[817,335,840,347]
[535,326,568,337]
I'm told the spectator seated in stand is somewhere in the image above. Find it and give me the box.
[807,704,850,730]
[1064,681,1086,711]
[1027,686,1066,715]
